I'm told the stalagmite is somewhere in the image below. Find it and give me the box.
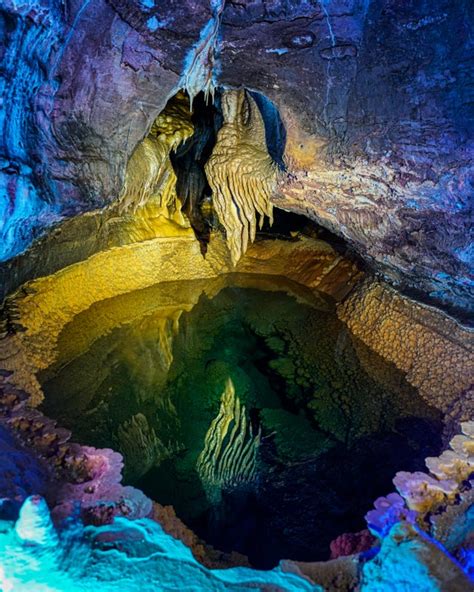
[15,495,58,546]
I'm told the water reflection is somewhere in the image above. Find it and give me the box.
[39,274,443,567]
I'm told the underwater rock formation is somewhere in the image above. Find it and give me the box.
[0,236,472,587]
[0,375,153,525]
[116,413,169,482]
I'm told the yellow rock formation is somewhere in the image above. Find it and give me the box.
[205,90,278,264]
[119,91,194,214]
[0,226,358,406]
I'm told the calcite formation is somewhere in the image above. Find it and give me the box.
[0,233,472,587]
[0,0,472,590]
[118,91,194,213]
[360,522,472,592]
[0,495,323,592]
[365,421,474,581]
[116,413,169,482]
[0,229,361,404]
[337,279,474,428]
[1,0,472,314]
[0,375,252,570]
[205,89,278,264]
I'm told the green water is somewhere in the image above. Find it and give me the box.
[39,275,443,567]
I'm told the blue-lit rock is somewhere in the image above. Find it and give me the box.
[360,523,472,592]
[0,496,321,591]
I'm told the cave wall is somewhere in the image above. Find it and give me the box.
[0,0,472,315]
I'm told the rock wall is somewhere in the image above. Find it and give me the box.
[1,0,472,317]
[337,279,474,434]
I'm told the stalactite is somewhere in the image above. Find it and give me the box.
[196,378,260,502]
[118,92,194,214]
[205,90,279,265]
[180,0,225,107]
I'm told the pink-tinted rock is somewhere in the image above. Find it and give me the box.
[329,529,375,559]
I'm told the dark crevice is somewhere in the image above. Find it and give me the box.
[170,91,221,255]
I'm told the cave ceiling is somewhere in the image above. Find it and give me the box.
[0,0,472,316]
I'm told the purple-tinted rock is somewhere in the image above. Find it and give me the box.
[365,492,417,538]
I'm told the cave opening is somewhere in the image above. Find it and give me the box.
[38,277,444,569]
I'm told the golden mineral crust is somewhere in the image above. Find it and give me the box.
[205,89,278,265]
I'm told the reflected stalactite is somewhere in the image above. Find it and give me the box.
[123,312,183,392]
[196,378,261,503]
[116,413,177,483]
[205,90,279,265]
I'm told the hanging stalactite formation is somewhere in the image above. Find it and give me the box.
[205,90,279,265]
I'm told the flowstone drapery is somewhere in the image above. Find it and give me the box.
[118,92,194,215]
[205,90,278,264]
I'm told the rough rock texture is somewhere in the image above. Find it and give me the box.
[0,2,473,587]
[360,522,472,591]
[1,0,472,317]
[0,234,472,586]
[0,377,255,570]
[337,278,474,432]
[329,529,375,559]
[364,421,474,584]
[0,496,323,591]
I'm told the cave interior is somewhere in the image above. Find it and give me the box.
[0,1,473,591]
